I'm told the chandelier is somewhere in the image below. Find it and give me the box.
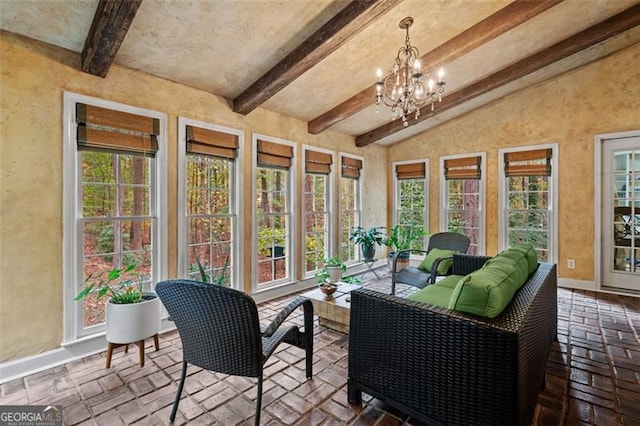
[375,17,446,126]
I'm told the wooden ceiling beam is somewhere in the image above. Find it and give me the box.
[308,0,563,135]
[81,0,142,77]
[232,0,401,116]
[355,4,640,147]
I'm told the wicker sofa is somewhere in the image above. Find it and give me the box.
[348,253,557,426]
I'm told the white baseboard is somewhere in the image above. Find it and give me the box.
[557,277,596,290]
[0,319,176,384]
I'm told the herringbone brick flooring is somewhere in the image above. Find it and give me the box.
[1,270,639,425]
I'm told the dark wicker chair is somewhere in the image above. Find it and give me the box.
[391,231,470,294]
[156,280,314,426]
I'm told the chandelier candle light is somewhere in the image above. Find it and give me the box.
[375,17,446,126]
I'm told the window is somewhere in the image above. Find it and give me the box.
[178,119,241,287]
[339,154,363,263]
[254,135,295,290]
[303,147,333,276]
[441,154,485,254]
[394,161,428,251]
[63,93,166,341]
[500,146,557,262]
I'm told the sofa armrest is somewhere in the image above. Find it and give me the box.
[451,253,491,275]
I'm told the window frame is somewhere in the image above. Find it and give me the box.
[499,144,558,263]
[302,145,334,279]
[251,133,297,293]
[339,152,364,265]
[62,92,167,343]
[392,159,429,248]
[439,152,486,255]
[177,117,243,289]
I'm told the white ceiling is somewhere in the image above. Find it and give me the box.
[2,0,639,145]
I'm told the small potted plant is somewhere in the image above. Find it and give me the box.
[75,263,160,352]
[193,249,230,285]
[384,224,427,270]
[349,226,385,261]
[315,256,347,296]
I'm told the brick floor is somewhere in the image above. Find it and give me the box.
[1,270,639,425]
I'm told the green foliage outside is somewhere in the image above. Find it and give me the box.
[507,176,550,261]
[257,227,286,256]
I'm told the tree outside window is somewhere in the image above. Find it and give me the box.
[502,148,554,262]
[256,167,290,285]
[185,156,233,284]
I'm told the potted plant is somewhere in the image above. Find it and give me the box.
[384,224,428,270]
[315,257,347,296]
[75,263,160,364]
[349,226,385,261]
[193,249,230,285]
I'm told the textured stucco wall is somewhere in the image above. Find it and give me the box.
[389,42,640,282]
[0,31,387,362]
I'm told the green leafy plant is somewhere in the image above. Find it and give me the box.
[341,275,362,285]
[349,226,386,246]
[74,263,144,304]
[385,224,428,251]
[194,251,230,286]
[315,256,346,284]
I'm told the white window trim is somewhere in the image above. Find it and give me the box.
[339,152,364,265]
[177,117,244,290]
[251,133,297,294]
[498,143,558,263]
[439,152,486,255]
[391,158,429,235]
[302,144,334,279]
[62,92,168,344]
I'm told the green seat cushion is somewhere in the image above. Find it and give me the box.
[407,283,455,308]
[434,274,464,289]
[417,248,457,275]
[448,259,526,318]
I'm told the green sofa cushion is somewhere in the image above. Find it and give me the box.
[447,247,532,318]
[417,248,457,274]
[434,274,464,289]
[483,249,528,287]
[407,283,455,308]
[509,243,538,275]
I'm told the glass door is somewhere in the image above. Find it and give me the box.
[602,136,640,291]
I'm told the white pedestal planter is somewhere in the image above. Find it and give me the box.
[325,266,343,284]
[105,292,160,367]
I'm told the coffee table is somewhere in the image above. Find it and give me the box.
[302,283,361,333]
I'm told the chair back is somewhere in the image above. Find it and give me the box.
[156,279,263,377]
[427,232,471,253]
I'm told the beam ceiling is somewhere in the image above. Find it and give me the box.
[355,4,640,147]
[232,0,402,116]
[81,0,142,78]
[308,0,563,135]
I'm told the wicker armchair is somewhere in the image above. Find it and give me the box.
[391,231,470,294]
[156,280,314,426]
